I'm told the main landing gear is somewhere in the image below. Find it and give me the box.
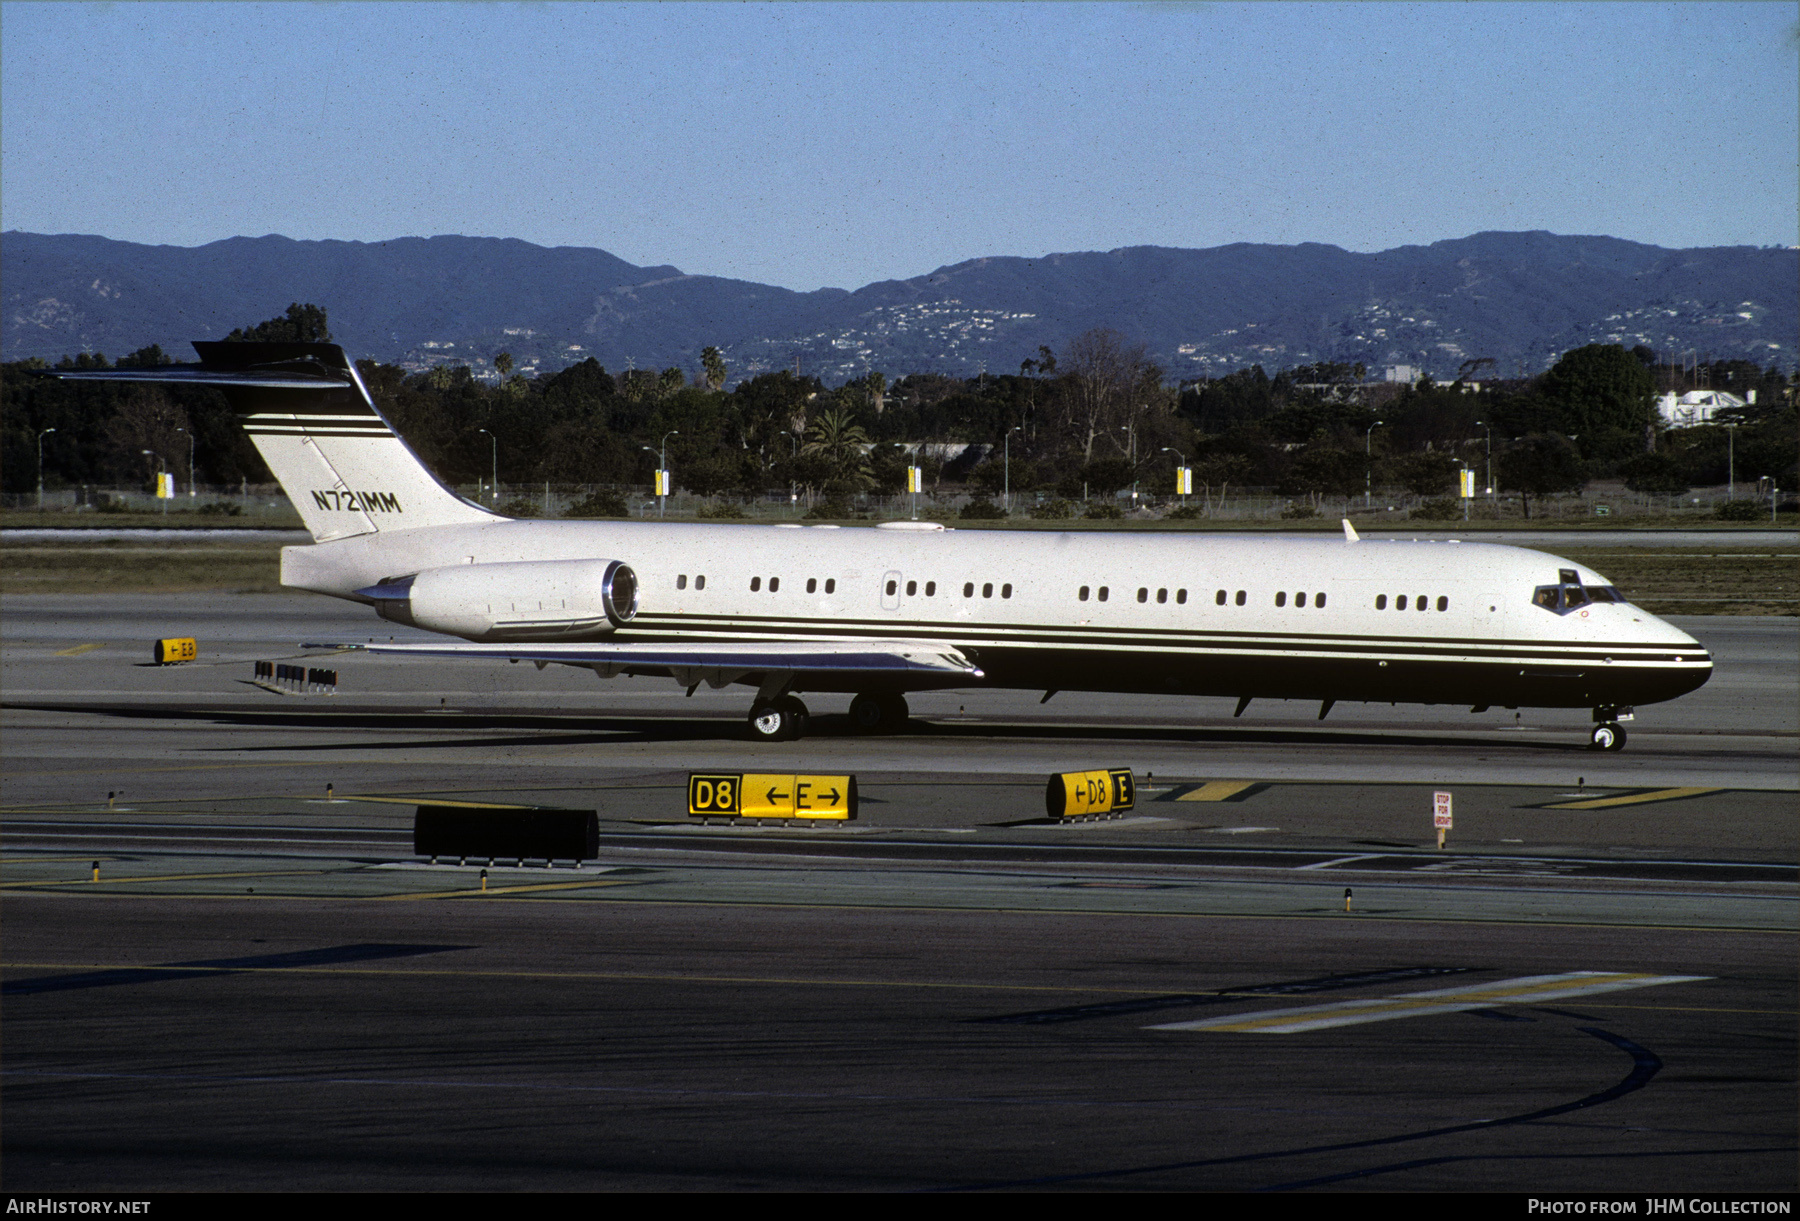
[1589,705,1633,752]
[746,692,910,742]
[848,692,909,734]
[747,695,809,742]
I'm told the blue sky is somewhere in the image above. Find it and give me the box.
[3,1,1794,290]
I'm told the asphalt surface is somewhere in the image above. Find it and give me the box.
[2,593,1794,1191]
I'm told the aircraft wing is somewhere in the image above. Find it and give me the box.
[310,638,985,685]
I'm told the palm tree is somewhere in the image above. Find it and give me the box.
[802,408,873,492]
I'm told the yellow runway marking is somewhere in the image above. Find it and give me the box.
[5,962,1782,1014]
[6,760,350,781]
[0,960,1224,996]
[1149,971,1710,1033]
[1545,787,1718,810]
[52,643,106,657]
[0,868,327,889]
[346,796,531,808]
[379,878,638,901]
[1176,781,1260,802]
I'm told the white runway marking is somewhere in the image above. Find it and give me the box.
[1147,971,1710,1034]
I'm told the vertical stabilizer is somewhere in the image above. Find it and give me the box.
[41,342,499,541]
[190,342,497,541]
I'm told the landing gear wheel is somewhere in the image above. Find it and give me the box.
[849,692,909,734]
[748,696,809,742]
[1589,722,1626,752]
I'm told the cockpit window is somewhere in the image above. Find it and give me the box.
[1532,584,1630,614]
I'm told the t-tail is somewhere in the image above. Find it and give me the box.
[41,341,497,541]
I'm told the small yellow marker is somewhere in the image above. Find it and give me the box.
[1344,887,1352,912]
[107,791,116,810]
[480,868,488,892]
[91,860,100,883]
[326,783,334,801]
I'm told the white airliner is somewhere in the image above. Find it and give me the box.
[47,341,1712,749]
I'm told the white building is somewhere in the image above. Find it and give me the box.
[1656,389,1754,428]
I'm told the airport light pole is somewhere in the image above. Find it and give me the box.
[1003,426,1021,511]
[36,428,55,510]
[176,426,196,497]
[657,431,678,518]
[478,429,497,503]
[1474,420,1492,506]
[1119,422,1140,506]
[1364,420,1383,507]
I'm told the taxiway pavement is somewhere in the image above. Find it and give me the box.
[2,594,1794,1191]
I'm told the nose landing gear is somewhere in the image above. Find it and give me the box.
[1589,705,1633,751]
[1589,722,1626,751]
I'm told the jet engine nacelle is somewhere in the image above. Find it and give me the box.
[358,558,638,641]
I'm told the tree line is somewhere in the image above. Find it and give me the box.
[4,303,1794,511]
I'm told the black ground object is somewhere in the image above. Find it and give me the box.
[848,692,910,733]
[414,806,599,862]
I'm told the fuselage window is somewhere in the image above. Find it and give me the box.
[1137,588,1148,604]
[1436,595,1448,611]
[750,576,762,592]
[1416,595,1427,612]
[1234,590,1245,606]
[906,580,917,597]
[1316,592,1326,608]
[1098,587,1110,602]
[1156,588,1168,604]
[1376,594,1387,609]
[1079,586,1090,602]
[1001,583,1013,599]
[677,575,687,590]
[770,577,780,593]
[1395,594,1407,610]
[1275,591,1287,608]
[963,582,975,598]
[1215,590,1227,606]
[824,578,835,594]
[1176,589,1187,605]
[926,581,936,596]
[982,582,994,599]
[886,579,898,597]
[696,575,706,590]
[1296,592,1307,608]
[806,578,817,594]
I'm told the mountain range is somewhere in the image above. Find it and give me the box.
[4,229,1793,385]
